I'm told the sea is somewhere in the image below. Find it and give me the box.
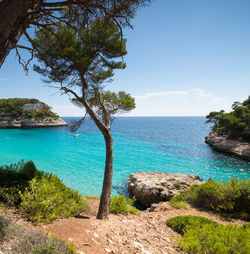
[0,117,249,196]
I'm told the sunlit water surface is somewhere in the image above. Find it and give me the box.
[0,117,249,195]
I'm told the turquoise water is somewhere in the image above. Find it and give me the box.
[0,117,249,196]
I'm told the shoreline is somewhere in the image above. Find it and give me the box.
[0,118,68,129]
[205,131,250,161]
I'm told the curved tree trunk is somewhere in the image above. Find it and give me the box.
[97,132,114,219]
[0,0,40,68]
[78,90,114,220]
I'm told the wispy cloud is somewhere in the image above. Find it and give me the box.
[0,78,10,81]
[134,88,226,103]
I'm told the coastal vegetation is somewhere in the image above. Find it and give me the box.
[0,161,88,223]
[206,96,250,141]
[110,195,139,214]
[0,216,75,254]
[33,19,135,220]
[0,98,59,120]
[167,215,250,254]
[169,178,250,220]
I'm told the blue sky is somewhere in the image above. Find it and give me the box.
[0,0,250,116]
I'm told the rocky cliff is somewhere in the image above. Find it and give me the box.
[0,117,67,128]
[205,131,250,161]
[128,171,204,208]
[0,98,67,128]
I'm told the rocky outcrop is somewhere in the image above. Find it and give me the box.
[128,171,204,208]
[0,117,68,128]
[205,131,250,161]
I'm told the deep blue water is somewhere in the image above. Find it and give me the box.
[0,117,249,196]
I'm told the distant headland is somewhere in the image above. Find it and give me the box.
[205,96,250,161]
[0,98,67,128]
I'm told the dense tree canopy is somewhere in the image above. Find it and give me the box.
[206,96,250,141]
[0,98,59,120]
[33,19,135,219]
[0,0,150,68]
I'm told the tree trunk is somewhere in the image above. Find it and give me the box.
[0,0,40,68]
[79,94,114,220]
[97,132,114,219]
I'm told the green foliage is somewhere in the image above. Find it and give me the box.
[169,178,250,220]
[178,221,250,254]
[87,90,136,116]
[34,242,57,254]
[85,194,100,199]
[110,195,139,214]
[169,200,189,209]
[33,19,135,121]
[33,19,127,86]
[0,160,41,206]
[0,98,59,120]
[0,160,88,223]
[19,174,88,223]
[167,215,219,235]
[206,96,250,141]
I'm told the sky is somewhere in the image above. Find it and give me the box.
[0,0,250,116]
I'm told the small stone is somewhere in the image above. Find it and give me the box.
[108,239,113,244]
[93,232,99,238]
[91,238,100,245]
[104,248,111,253]
[68,238,73,242]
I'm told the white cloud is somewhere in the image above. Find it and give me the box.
[134,88,226,103]
[124,88,229,116]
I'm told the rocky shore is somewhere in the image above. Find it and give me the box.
[128,171,204,208]
[205,131,250,161]
[0,117,68,128]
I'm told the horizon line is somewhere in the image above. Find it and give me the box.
[60,115,206,117]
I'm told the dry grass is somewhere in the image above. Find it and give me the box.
[0,216,74,254]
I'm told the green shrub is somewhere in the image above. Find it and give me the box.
[110,195,139,215]
[169,200,189,209]
[22,161,38,178]
[169,193,189,209]
[0,160,41,206]
[178,222,250,254]
[167,215,219,235]
[169,178,250,220]
[85,194,100,199]
[34,242,57,254]
[19,174,88,223]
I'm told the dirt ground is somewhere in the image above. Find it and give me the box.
[0,200,245,254]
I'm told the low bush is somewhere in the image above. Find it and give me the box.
[179,221,250,254]
[0,216,75,254]
[167,215,250,254]
[0,161,88,223]
[169,193,189,209]
[20,174,88,223]
[110,195,139,215]
[169,178,250,220]
[85,194,100,199]
[0,160,42,206]
[167,215,218,235]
